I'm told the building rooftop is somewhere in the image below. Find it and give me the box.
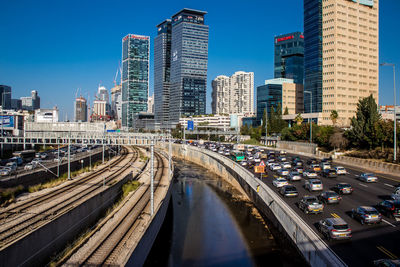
[172,8,207,18]
[156,19,171,28]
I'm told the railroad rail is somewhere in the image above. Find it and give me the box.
[0,146,140,249]
[61,149,167,266]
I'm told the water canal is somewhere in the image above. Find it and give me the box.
[145,159,304,266]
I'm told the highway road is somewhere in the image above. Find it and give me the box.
[202,143,400,266]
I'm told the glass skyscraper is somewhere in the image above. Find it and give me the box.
[256,83,283,124]
[169,8,209,125]
[121,34,150,128]
[274,32,304,85]
[304,0,323,114]
[154,19,172,128]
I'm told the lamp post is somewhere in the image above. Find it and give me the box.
[380,63,397,162]
[304,90,313,143]
[264,106,268,146]
[1,91,11,157]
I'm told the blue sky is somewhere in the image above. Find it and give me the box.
[0,0,399,120]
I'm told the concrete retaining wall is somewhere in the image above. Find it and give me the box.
[168,144,346,267]
[0,157,147,267]
[277,141,317,155]
[334,155,400,175]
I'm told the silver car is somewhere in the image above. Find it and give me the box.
[351,206,382,225]
[305,179,323,191]
[358,173,378,183]
[318,218,352,240]
[288,171,302,181]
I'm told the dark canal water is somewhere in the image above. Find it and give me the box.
[145,159,304,267]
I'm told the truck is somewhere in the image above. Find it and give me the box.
[233,144,245,151]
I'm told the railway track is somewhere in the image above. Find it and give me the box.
[65,150,166,266]
[0,146,140,249]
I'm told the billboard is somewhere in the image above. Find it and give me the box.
[187,120,194,131]
[0,116,14,128]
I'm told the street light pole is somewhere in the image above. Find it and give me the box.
[380,63,397,162]
[304,90,313,143]
[150,138,154,216]
[264,107,268,146]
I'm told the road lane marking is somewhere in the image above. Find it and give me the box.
[384,183,395,188]
[382,219,396,228]
[377,246,398,259]
[358,183,368,188]
[331,213,341,218]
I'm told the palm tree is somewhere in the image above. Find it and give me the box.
[294,113,303,125]
[330,110,339,126]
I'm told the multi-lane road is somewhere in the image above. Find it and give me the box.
[202,143,400,266]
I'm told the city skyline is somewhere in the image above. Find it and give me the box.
[1,0,399,121]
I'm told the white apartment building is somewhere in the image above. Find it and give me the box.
[211,71,254,115]
[180,115,231,130]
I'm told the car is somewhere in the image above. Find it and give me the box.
[24,163,36,171]
[351,206,382,225]
[288,171,302,181]
[278,156,287,162]
[281,162,292,169]
[254,157,261,163]
[322,169,338,178]
[272,177,289,188]
[310,163,321,172]
[267,160,276,167]
[6,162,17,171]
[332,183,354,195]
[317,218,352,240]
[320,162,331,171]
[32,158,43,164]
[334,166,347,175]
[240,161,248,166]
[305,179,323,191]
[218,149,224,154]
[303,169,318,178]
[0,167,15,176]
[292,160,304,167]
[391,187,400,200]
[318,191,342,204]
[224,151,230,156]
[298,195,324,214]
[294,166,304,174]
[307,158,318,165]
[358,173,378,183]
[277,168,289,176]
[376,200,400,219]
[40,153,48,159]
[10,157,23,166]
[35,152,41,158]
[279,185,298,197]
[373,259,400,266]
[270,163,282,171]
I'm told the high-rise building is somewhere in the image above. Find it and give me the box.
[274,32,304,84]
[154,19,172,128]
[11,99,22,110]
[169,8,209,125]
[304,0,379,125]
[211,71,254,115]
[147,95,154,114]
[0,85,11,110]
[97,86,109,103]
[121,34,150,128]
[21,90,40,111]
[75,97,87,122]
[256,78,303,124]
[111,85,122,120]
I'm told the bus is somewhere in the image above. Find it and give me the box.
[12,150,36,162]
[230,150,245,162]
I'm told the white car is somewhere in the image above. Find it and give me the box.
[281,162,291,169]
[303,170,318,178]
[334,166,347,175]
[358,173,378,183]
[32,158,42,164]
[288,171,302,181]
[278,168,289,176]
[224,151,230,156]
[271,164,282,171]
[24,163,36,171]
[267,160,276,167]
[240,161,248,166]
[254,157,261,163]
[273,177,289,188]
[0,167,15,176]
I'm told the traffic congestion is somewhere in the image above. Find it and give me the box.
[181,140,400,266]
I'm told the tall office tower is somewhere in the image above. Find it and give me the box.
[75,97,87,122]
[21,90,40,111]
[274,32,304,84]
[169,8,209,125]
[211,71,254,115]
[211,75,230,114]
[0,85,11,110]
[304,0,379,126]
[121,34,150,128]
[147,95,154,113]
[256,78,303,124]
[98,86,109,103]
[154,19,172,128]
[31,90,40,110]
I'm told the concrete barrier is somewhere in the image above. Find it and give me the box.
[166,144,346,267]
[277,141,317,155]
[334,155,400,176]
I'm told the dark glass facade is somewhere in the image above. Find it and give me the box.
[274,32,304,84]
[0,85,11,110]
[256,84,283,124]
[304,0,323,113]
[169,9,208,125]
[154,20,172,128]
[121,34,149,128]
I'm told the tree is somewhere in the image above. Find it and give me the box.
[330,110,339,126]
[294,113,303,125]
[284,106,289,115]
[346,94,381,149]
[240,124,251,135]
[261,107,267,135]
[171,123,183,139]
[329,130,349,151]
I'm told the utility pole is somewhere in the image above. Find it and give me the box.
[265,107,268,146]
[102,143,105,164]
[150,138,154,216]
[57,145,60,177]
[67,138,71,180]
[169,130,172,180]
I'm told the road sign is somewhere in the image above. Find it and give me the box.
[254,166,265,173]
[259,160,266,167]
[187,120,194,131]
